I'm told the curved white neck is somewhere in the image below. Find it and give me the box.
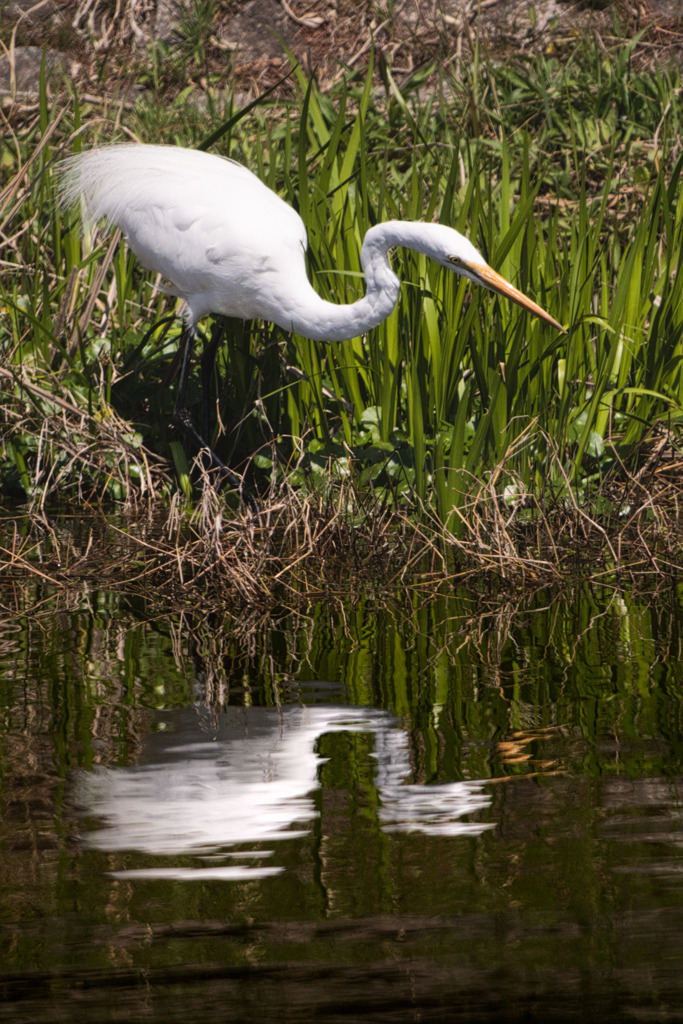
[278,222,432,342]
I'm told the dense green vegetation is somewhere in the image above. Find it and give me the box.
[1,37,682,568]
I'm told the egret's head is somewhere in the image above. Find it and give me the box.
[421,223,565,333]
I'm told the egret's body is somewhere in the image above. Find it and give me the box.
[59,144,562,496]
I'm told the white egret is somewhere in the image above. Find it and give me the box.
[59,144,563,495]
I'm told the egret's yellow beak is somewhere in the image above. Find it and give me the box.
[468,262,565,333]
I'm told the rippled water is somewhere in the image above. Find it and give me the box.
[1,562,683,1022]
[77,705,493,879]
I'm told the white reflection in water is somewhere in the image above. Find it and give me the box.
[77,705,492,881]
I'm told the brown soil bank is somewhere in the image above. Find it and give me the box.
[2,1,683,108]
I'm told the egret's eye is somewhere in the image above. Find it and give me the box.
[448,255,463,266]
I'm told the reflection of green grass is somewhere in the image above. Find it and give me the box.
[1,39,682,552]
[3,569,680,783]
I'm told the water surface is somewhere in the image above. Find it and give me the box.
[1,568,683,1021]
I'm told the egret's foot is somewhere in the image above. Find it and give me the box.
[173,406,258,511]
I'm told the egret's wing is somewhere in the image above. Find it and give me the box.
[60,145,309,323]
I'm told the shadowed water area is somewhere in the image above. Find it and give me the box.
[2,522,683,1022]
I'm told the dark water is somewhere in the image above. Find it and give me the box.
[2,564,683,1022]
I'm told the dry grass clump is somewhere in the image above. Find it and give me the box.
[153,470,416,606]
[2,434,681,615]
[0,364,172,507]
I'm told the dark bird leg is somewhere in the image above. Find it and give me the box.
[173,321,256,508]
[200,318,224,443]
